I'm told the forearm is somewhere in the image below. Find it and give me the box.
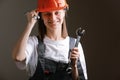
[72,65,79,80]
[12,22,34,61]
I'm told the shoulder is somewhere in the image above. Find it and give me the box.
[28,35,38,41]
[69,36,76,41]
[28,35,38,45]
[68,36,76,43]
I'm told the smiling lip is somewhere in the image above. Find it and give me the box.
[48,21,58,24]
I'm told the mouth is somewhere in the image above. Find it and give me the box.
[48,21,58,25]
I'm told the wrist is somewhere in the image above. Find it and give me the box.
[27,21,35,26]
[72,64,77,68]
[26,22,36,29]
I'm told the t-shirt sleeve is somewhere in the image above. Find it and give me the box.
[15,36,38,71]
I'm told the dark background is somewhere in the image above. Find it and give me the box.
[0,0,120,80]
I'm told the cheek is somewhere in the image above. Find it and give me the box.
[41,16,47,24]
[43,19,48,26]
[60,12,65,17]
[59,15,65,22]
[60,13,65,20]
[41,14,47,21]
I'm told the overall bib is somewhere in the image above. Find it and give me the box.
[29,37,85,80]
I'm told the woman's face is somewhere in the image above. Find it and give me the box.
[41,9,65,30]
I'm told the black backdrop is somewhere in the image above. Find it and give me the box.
[0,0,120,80]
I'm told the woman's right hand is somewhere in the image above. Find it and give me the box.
[12,10,40,62]
[26,10,39,25]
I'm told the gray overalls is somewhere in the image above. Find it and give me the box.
[29,37,85,80]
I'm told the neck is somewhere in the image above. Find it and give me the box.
[46,29,64,40]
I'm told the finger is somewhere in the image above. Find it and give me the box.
[70,57,78,62]
[25,12,30,16]
[32,11,40,19]
[71,47,78,52]
[26,10,39,16]
[71,50,79,55]
[28,11,39,20]
[71,54,79,58]
[35,10,39,15]
[70,51,80,59]
[31,10,39,16]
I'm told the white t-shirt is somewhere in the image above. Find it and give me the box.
[16,36,88,79]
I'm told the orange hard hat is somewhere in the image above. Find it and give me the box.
[36,0,69,12]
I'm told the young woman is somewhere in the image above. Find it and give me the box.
[12,0,87,80]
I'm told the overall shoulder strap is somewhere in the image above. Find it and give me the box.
[69,37,76,49]
[29,36,45,80]
[37,36,46,56]
[37,36,46,70]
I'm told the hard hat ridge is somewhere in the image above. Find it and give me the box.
[37,0,69,12]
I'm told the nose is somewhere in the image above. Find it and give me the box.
[50,13,56,21]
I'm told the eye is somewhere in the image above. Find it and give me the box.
[55,11,60,15]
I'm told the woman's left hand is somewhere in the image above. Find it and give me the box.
[70,47,80,67]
